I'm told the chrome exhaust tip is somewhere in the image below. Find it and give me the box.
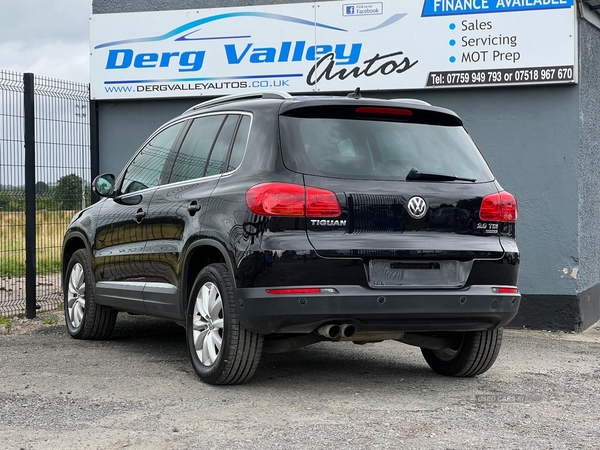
[340,324,356,338]
[317,324,341,339]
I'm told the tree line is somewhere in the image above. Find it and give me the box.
[0,174,90,211]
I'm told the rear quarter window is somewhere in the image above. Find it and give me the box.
[226,115,251,172]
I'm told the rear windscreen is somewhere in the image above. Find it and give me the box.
[279,109,494,182]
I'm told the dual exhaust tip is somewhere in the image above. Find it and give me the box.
[317,324,356,339]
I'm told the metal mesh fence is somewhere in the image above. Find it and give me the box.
[0,71,25,315]
[0,71,90,317]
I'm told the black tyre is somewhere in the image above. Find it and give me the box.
[64,249,117,339]
[186,263,263,385]
[421,328,503,377]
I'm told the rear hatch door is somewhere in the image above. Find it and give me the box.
[279,101,505,288]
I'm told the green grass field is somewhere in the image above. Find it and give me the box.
[0,210,72,277]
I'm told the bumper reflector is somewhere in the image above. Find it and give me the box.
[266,288,338,295]
[492,287,519,294]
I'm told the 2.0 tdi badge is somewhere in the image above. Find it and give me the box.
[407,196,427,219]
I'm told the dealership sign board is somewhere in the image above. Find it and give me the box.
[90,0,577,99]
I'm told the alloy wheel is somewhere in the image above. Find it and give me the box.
[67,262,86,329]
[192,282,224,366]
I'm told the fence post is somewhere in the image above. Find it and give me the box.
[90,99,100,204]
[23,73,36,319]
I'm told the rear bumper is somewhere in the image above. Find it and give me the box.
[235,285,520,335]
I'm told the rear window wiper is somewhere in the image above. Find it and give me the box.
[406,168,476,182]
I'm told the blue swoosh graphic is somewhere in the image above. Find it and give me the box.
[175,32,251,42]
[360,13,407,32]
[95,12,347,49]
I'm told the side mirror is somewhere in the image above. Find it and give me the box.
[92,173,116,197]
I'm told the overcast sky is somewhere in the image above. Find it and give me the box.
[0,0,92,83]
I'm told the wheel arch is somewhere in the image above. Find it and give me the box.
[182,239,237,314]
[62,231,92,286]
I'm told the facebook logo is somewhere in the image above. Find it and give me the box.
[343,3,383,16]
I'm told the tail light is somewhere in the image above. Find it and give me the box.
[479,191,517,222]
[355,107,413,117]
[246,182,341,217]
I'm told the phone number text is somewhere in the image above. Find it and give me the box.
[426,66,574,87]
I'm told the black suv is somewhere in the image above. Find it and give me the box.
[62,91,520,385]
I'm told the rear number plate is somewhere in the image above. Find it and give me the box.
[368,260,472,288]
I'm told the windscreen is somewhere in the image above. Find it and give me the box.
[279,110,494,182]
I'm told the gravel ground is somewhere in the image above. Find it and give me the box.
[1,312,599,450]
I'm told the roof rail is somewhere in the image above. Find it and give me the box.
[391,98,432,106]
[184,91,292,114]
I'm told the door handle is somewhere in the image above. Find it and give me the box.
[188,201,201,216]
[134,208,146,223]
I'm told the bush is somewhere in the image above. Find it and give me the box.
[0,192,25,211]
[54,174,83,210]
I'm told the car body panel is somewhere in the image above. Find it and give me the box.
[141,177,221,319]
[94,190,155,284]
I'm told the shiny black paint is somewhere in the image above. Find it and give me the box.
[144,178,220,285]
[95,190,153,283]
[303,176,505,254]
[63,95,520,332]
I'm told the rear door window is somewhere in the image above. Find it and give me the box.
[205,115,238,177]
[169,115,225,184]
